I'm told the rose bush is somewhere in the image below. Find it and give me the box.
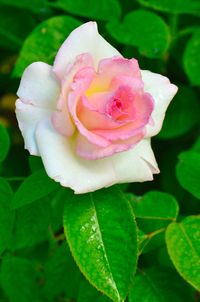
[16,22,177,193]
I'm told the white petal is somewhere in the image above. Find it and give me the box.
[53,22,121,78]
[35,118,116,193]
[35,117,159,193]
[17,62,60,110]
[141,70,178,137]
[16,99,53,155]
[111,138,159,183]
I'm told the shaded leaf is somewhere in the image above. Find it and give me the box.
[49,0,121,21]
[12,169,59,208]
[28,156,43,173]
[138,0,200,15]
[129,267,194,302]
[43,242,80,300]
[184,29,200,86]
[159,86,200,139]
[78,278,100,302]
[10,198,51,249]
[13,16,81,77]
[0,124,10,163]
[0,178,14,254]
[0,256,39,302]
[157,246,174,268]
[0,0,46,13]
[50,188,67,232]
[176,151,200,199]
[0,7,36,50]
[77,277,112,302]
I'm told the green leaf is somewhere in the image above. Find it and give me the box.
[138,0,200,15]
[129,267,193,302]
[130,191,179,220]
[183,29,200,86]
[10,198,51,249]
[11,168,59,208]
[13,15,81,77]
[166,216,200,291]
[0,256,39,302]
[49,0,121,21]
[43,242,80,300]
[129,191,179,252]
[63,187,137,302]
[0,7,36,50]
[0,124,10,163]
[107,10,170,58]
[176,151,200,199]
[0,178,14,254]
[158,86,200,139]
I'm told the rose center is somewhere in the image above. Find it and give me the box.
[106,97,123,119]
[112,98,122,110]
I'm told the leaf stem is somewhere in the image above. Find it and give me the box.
[54,233,66,242]
[147,227,166,238]
[177,26,197,38]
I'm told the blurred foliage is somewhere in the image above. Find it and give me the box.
[0,0,200,301]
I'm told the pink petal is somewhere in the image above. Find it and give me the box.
[52,54,93,137]
[76,133,144,160]
[77,90,153,141]
[60,53,94,106]
[86,56,142,94]
[68,67,111,147]
[51,98,75,137]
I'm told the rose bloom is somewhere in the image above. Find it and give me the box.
[16,22,178,193]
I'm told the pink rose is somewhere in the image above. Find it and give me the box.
[16,22,178,193]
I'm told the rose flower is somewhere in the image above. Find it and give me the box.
[16,22,178,193]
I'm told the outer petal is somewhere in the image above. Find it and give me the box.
[35,117,159,193]
[15,99,52,155]
[141,70,178,137]
[17,62,60,110]
[112,138,160,183]
[35,118,116,193]
[53,22,121,78]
